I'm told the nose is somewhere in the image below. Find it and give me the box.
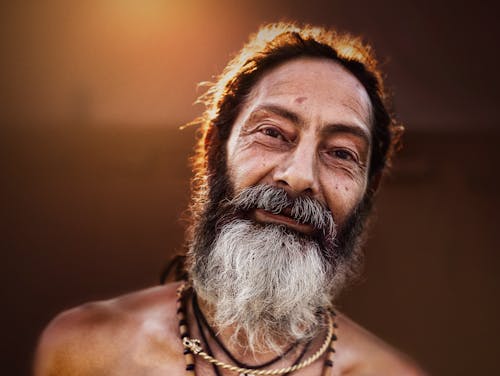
[272,141,318,196]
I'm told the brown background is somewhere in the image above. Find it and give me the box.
[2,1,499,375]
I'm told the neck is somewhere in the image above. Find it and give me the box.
[194,293,305,362]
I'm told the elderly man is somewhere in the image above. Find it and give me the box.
[35,23,425,375]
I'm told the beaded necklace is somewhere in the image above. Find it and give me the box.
[176,282,337,375]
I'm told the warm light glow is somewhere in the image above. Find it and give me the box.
[101,1,200,35]
[4,0,260,127]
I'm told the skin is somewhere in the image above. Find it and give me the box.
[226,58,372,231]
[34,58,427,375]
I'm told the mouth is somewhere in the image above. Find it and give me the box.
[251,208,316,236]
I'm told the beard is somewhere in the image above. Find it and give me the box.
[188,176,372,354]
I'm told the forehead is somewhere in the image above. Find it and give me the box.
[243,57,373,131]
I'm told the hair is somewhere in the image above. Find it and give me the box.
[185,22,403,245]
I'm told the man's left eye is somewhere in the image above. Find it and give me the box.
[331,149,356,161]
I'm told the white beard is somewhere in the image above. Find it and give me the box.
[191,219,346,354]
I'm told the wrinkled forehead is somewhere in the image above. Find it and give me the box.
[227,57,373,147]
[244,57,373,127]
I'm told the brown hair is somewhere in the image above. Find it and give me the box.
[186,22,403,241]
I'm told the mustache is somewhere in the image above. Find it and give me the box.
[223,185,336,237]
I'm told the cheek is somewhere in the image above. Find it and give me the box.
[322,173,367,224]
[227,148,276,191]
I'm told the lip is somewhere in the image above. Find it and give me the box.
[251,208,315,235]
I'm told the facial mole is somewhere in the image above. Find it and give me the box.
[295,96,307,104]
[344,186,349,191]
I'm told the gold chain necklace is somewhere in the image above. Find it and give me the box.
[176,283,337,375]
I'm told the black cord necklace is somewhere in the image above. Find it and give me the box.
[193,293,222,376]
[192,293,311,374]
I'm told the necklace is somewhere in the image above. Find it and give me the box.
[192,293,222,376]
[177,282,337,375]
[192,292,311,376]
[192,293,301,369]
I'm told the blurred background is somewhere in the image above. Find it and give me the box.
[1,1,499,374]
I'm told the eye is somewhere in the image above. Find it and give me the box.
[329,149,357,162]
[261,127,286,141]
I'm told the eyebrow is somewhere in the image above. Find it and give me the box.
[251,104,303,126]
[250,103,371,146]
[320,123,371,146]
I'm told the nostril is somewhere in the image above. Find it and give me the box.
[277,179,289,187]
[303,187,313,195]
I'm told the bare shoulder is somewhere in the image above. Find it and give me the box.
[34,282,184,375]
[334,313,428,376]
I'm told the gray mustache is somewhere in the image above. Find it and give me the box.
[227,185,336,236]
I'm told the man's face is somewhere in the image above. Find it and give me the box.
[226,57,373,232]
